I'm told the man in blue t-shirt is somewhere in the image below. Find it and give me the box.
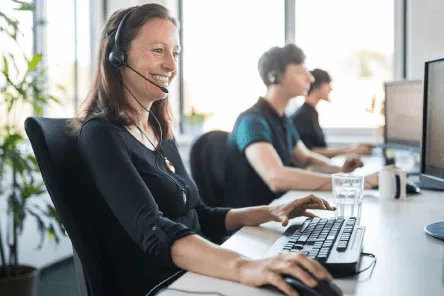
[224,44,379,208]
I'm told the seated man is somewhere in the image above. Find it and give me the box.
[290,68,374,158]
[224,45,378,208]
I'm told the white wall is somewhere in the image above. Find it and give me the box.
[407,0,444,79]
[106,0,177,18]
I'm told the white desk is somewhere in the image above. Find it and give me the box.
[162,157,444,296]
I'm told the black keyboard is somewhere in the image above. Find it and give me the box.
[265,216,365,276]
[279,217,356,261]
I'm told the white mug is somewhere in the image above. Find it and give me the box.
[378,167,407,199]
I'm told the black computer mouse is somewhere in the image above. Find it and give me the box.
[406,182,421,194]
[282,275,343,296]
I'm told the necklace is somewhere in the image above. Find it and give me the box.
[135,126,176,174]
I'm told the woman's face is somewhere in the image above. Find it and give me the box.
[122,18,180,102]
[279,64,312,98]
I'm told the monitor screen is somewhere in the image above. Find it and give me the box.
[384,80,423,149]
[422,57,444,182]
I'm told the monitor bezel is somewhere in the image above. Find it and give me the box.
[419,54,444,190]
[383,79,423,151]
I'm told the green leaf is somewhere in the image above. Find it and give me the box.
[0,11,19,40]
[27,54,42,73]
[49,95,61,104]
[47,205,66,236]
[48,224,56,242]
[2,56,9,76]
[26,208,46,249]
[12,1,35,11]
[33,104,42,116]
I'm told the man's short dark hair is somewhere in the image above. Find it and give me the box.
[258,44,306,86]
[308,68,332,94]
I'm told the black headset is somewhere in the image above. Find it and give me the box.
[108,9,134,67]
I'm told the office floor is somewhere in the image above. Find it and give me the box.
[38,257,79,296]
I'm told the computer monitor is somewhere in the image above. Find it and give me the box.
[384,80,423,151]
[420,54,444,240]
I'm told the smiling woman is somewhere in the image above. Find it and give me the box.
[67,4,336,296]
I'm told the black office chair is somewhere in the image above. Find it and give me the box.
[189,130,229,207]
[25,117,106,296]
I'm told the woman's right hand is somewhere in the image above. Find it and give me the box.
[237,253,333,296]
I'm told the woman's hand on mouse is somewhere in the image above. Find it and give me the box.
[236,253,333,296]
[268,195,336,226]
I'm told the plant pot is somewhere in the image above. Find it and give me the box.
[183,120,204,136]
[0,265,39,296]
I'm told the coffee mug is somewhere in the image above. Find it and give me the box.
[378,167,407,199]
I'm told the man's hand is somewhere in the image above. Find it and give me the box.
[342,156,363,173]
[350,144,375,155]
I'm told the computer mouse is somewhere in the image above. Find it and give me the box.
[282,275,343,296]
[406,182,421,194]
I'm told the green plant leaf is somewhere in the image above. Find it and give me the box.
[12,1,35,11]
[0,11,19,40]
[2,56,9,76]
[27,54,42,73]
[47,205,66,235]
[25,208,46,249]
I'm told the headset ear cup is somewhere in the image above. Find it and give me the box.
[268,72,280,84]
[269,75,275,84]
[274,73,280,84]
[109,50,125,67]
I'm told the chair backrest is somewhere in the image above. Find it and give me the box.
[25,117,105,296]
[189,130,229,207]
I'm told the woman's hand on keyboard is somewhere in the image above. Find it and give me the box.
[268,195,336,226]
[237,252,333,296]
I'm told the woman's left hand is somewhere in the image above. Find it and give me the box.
[268,195,336,226]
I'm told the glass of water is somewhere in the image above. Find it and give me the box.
[332,173,364,223]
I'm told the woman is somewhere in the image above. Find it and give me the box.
[73,4,334,296]
[224,45,379,208]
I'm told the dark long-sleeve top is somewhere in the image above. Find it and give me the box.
[290,102,327,149]
[78,117,230,295]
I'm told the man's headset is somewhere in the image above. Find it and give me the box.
[108,8,169,93]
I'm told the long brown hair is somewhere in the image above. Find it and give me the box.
[72,4,177,140]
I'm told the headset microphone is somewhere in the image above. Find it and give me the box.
[124,64,169,94]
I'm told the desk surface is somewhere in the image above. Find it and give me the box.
[162,160,444,296]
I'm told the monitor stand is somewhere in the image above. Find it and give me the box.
[424,222,444,240]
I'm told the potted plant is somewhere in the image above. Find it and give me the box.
[0,1,65,295]
[183,106,212,136]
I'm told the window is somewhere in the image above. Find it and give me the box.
[291,0,394,129]
[45,0,91,118]
[181,0,285,133]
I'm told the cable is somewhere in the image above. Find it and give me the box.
[333,252,377,278]
[155,288,227,296]
[122,82,164,145]
[145,270,186,296]
[122,81,188,204]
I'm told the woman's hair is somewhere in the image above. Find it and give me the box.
[258,44,306,87]
[308,68,332,94]
[71,4,177,140]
